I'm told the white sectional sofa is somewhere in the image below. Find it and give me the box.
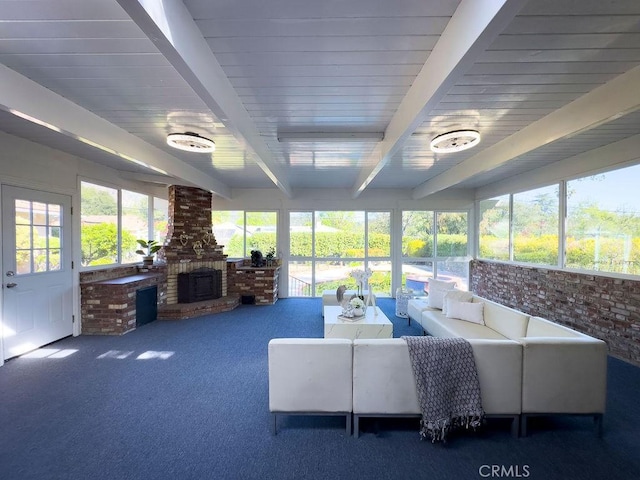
[408,294,608,436]
[268,335,522,437]
[267,292,607,438]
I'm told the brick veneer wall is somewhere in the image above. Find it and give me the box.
[469,260,640,366]
[159,185,226,263]
[80,265,167,335]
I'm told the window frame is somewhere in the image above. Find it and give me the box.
[79,179,166,270]
[476,162,640,280]
[288,209,393,297]
[401,209,471,292]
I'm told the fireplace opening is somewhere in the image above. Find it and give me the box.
[178,268,222,303]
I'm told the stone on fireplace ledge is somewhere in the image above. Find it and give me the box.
[157,295,240,320]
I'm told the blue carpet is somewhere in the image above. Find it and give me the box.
[0,297,639,480]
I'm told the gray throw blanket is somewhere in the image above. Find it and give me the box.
[402,336,484,443]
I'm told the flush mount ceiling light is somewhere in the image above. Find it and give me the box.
[166,132,215,153]
[430,129,480,153]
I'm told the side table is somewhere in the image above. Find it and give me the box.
[395,288,414,319]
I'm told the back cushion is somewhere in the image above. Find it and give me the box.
[476,297,529,339]
[427,278,457,309]
[446,300,485,325]
[442,289,474,315]
[526,316,580,338]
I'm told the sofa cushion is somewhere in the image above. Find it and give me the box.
[407,298,432,324]
[421,309,509,340]
[475,297,530,340]
[526,316,584,338]
[442,289,473,315]
[446,300,485,325]
[427,278,457,309]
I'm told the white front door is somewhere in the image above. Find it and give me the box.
[1,186,73,360]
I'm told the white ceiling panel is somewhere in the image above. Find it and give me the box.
[0,0,638,198]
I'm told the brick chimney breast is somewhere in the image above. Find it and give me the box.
[160,185,227,304]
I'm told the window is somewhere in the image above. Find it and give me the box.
[402,211,434,293]
[80,181,165,267]
[479,187,559,267]
[477,162,640,278]
[81,182,119,266]
[401,210,469,292]
[479,195,509,261]
[212,210,277,258]
[153,197,169,245]
[15,199,62,274]
[121,190,149,263]
[436,211,469,289]
[288,210,392,297]
[367,212,392,294]
[512,185,559,265]
[567,167,640,275]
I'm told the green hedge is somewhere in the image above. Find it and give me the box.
[316,271,391,296]
[402,234,468,257]
[480,234,640,275]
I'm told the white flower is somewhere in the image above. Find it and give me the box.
[350,297,365,309]
[350,268,372,284]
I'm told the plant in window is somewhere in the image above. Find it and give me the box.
[136,239,162,265]
[265,247,276,266]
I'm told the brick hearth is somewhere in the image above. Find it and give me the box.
[157,295,240,320]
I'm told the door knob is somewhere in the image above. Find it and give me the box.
[6,282,17,288]
[6,271,15,277]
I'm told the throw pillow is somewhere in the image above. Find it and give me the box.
[442,289,474,315]
[427,278,456,310]
[446,300,485,325]
[428,278,457,291]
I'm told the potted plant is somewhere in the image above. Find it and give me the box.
[136,239,162,266]
[349,297,365,316]
[265,247,276,266]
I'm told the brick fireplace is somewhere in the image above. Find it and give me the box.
[157,185,239,318]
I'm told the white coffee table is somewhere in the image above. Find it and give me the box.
[323,306,393,340]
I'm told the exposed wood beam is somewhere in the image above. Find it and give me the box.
[118,0,293,198]
[119,172,193,187]
[413,65,640,199]
[0,64,232,199]
[351,0,528,198]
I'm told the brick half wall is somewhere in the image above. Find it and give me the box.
[470,260,640,366]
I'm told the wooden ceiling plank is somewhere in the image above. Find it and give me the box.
[0,63,232,198]
[116,0,293,197]
[412,65,640,199]
[351,0,529,198]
